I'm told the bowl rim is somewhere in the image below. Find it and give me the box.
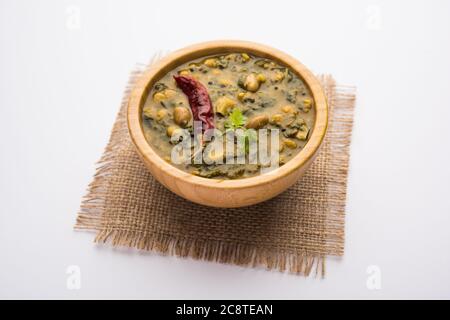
[127,40,328,189]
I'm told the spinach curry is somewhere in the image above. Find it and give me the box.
[142,53,315,179]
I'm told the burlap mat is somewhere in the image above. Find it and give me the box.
[75,60,355,277]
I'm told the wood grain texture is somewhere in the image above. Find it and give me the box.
[127,40,328,207]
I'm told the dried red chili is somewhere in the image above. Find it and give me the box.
[173,75,214,132]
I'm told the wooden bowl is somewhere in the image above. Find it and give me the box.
[128,40,328,208]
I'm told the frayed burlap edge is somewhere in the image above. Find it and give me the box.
[75,58,355,277]
[319,75,355,258]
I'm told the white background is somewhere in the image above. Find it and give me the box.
[1,0,450,299]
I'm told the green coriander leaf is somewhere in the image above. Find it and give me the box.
[225,108,246,129]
